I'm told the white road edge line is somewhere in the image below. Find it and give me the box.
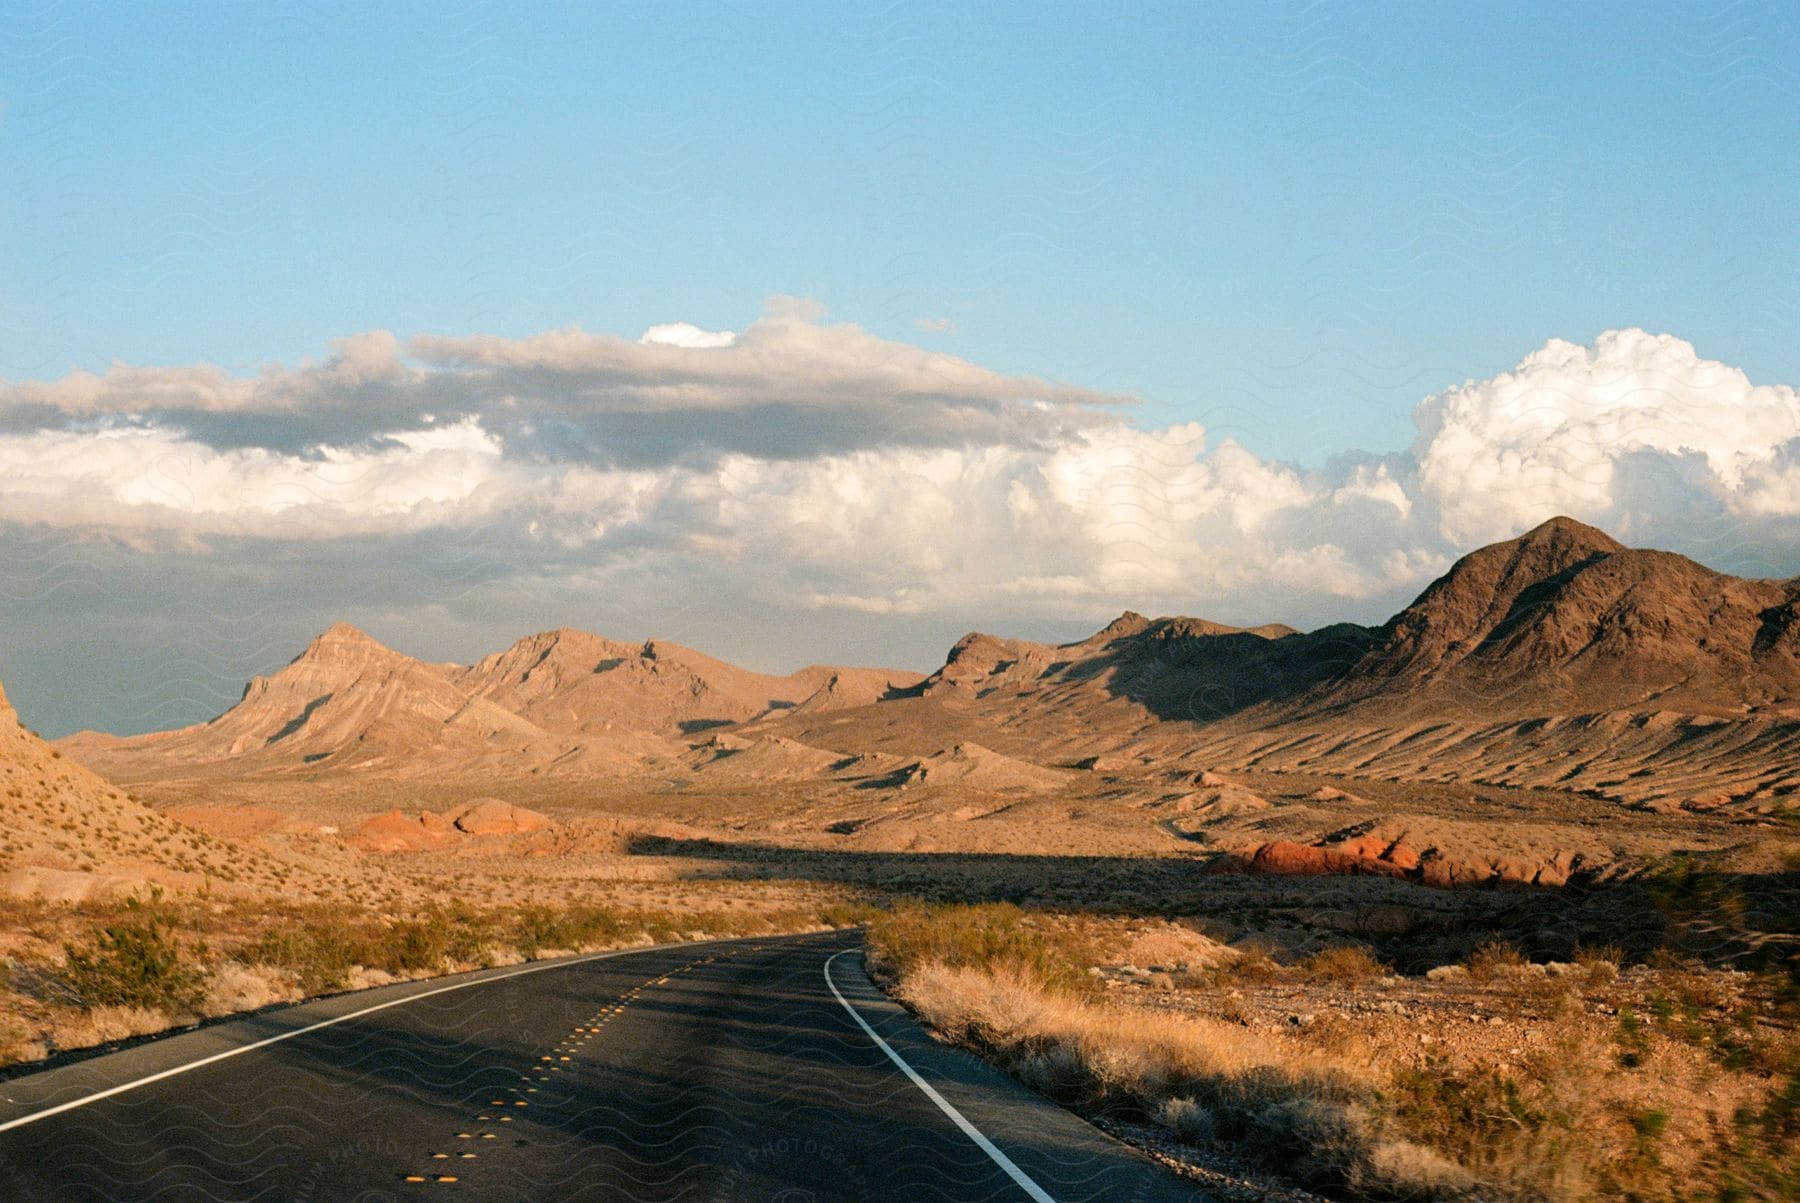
[0,942,678,1134]
[824,949,1057,1203]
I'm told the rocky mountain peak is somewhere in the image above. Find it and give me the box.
[1095,611,1152,640]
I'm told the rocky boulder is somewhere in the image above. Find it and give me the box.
[448,798,555,836]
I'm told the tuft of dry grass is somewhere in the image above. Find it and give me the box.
[1463,939,1531,981]
[0,1012,47,1065]
[200,961,301,1018]
[1208,942,1287,984]
[1572,942,1622,987]
[1300,945,1390,985]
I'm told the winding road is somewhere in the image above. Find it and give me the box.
[0,931,1206,1201]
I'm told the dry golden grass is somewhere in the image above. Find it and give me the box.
[871,905,1800,1202]
[1463,938,1531,981]
[1300,945,1390,985]
[198,961,302,1018]
[894,960,1471,1198]
[48,1004,173,1050]
[0,1013,46,1065]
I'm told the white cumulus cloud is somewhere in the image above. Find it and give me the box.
[1414,328,1800,544]
[637,322,737,349]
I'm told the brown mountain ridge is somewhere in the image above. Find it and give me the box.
[759,517,1800,811]
[63,624,926,781]
[58,517,1800,815]
[902,516,1799,733]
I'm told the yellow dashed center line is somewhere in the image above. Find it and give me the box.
[401,955,720,1186]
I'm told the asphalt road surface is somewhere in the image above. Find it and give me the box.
[0,930,1209,1201]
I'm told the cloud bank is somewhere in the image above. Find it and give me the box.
[2,297,1122,465]
[2,304,1797,734]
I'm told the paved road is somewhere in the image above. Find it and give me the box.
[0,931,1207,1201]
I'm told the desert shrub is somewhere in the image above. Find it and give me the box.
[1614,1005,1653,1069]
[816,901,882,929]
[1633,967,1794,1077]
[1573,941,1623,969]
[1385,1011,1777,1202]
[1572,941,1622,986]
[1464,939,1530,981]
[509,904,563,955]
[200,961,296,1017]
[1389,1054,1608,1197]
[249,917,362,994]
[866,902,1093,996]
[895,959,1460,1199]
[1630,1107,1669,1145]
[1208,943,1287,985]
[360,904,497,975]
[60,902,208,1012]
[1301,945,1390,985]
[1013,1037,1094,1103]
[1646,852,1800,975]
[1393,1059,1550,1153]
[1245,1096,1467,1196]
[56,1004,172,1048]
[0,1010,47,1067]
[510,902,629,956]
[879,912,1800,1200]
[1157,1095,1216,1144]
[1736,1052,1800,1190]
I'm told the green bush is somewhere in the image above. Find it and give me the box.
[510,902,628,956]
[61,903,208,1011]
[249,915,361,993]
[362,905,496,975]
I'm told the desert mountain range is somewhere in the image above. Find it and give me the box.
[10,516,1797,898]
[62,625,923,779]
[915,516,1800,723]
[58,517,1800,803]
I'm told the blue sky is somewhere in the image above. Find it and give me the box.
[6,2,1795,460]
[2,2,1798,735]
